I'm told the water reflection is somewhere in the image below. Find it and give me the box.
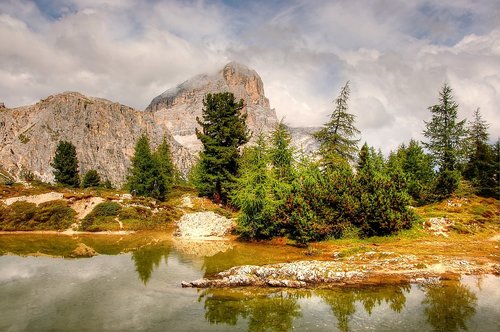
[131,244,171,284]
[317,284,410,332]
[421,281,477,332]
[200,289,304,332]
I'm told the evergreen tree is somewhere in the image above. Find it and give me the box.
[464,109,496,196]
[354,144,414,237]
[423,83,467,172]
[269,121,294,181]
[154,136,176,192]
[51,140,80,187]
[232,135,278,238]
[127,134,166,200]
[195,92,250,203]
[493,140,500,198]
[357,143,369,172]
[423,84,466,197]
[388,140,434,204]
[314,81,360,167]
[82,170,101,188]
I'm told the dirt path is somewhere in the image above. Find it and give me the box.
[2,192,64,206]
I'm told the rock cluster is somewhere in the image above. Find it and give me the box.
[181,252,500,288]
[175,211,234,239]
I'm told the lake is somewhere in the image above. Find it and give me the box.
[0,233,499,331]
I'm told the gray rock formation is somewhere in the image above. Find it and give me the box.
[146,61,279,152]
[0,62,318,186]
[288,126,321,155]
[0,92,193,185]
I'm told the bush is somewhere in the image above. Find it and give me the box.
[80,202,121,231]
[435,169,461,198]
[119,204,181,230]
[33,200,75,230]
[0,200,75,231]
[82,170,101,188]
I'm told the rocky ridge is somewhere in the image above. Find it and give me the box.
[0,92,193,185]
[0,62,318,185]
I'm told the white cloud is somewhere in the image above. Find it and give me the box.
[0,0,499,153]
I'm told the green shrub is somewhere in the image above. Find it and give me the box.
[33,200,75,230]
[88,202,121,217]
[0,200,74,231]
[80,202,121,231]
[82,170,101,188]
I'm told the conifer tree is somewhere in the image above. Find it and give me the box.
[355,144,414,237]
[154,136,176,192]
[51,140,80,187]
[464,109,496,196]
[195,92,250,203]
[269,121,294,181]
[357,142,369,172]
[314,81,360,167]
[493,139,500,198]
[423,83,467,172]
[82,170,101,188]
[232,135,278,238]
[423,84,466,197]
[127,134,166,200]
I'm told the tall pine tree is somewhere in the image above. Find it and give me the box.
[423,83,466,172]
[154,136,176,192]
[51,140,80,187]
[269,121,294,181]
[464,109,496,196]
[423,84,466,197]
[195,92,250,203]
[232,135,278,238]
[127,134,166,200]
[314,81,360,167]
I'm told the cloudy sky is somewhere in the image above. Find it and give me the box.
[1,0,499,152]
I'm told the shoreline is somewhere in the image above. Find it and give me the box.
[0,230,135,235]
[182,253,500,289]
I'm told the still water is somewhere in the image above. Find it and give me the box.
[0,233,499,332]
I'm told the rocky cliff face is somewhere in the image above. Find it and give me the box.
[146,62,279,152]
[0,62,318,186]
[0,92,193,185]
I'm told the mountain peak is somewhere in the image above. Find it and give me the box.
[145,62,277,152]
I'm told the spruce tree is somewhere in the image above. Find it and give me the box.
[232,135,278,238]
[357,142,369,172]
[269,121,294,181]
[195,92,250,203]
[314,81,360,167]
[51,140,80,187]
[154,136,176,192]
[464,109,496,196]
[493,140,500,198]
[127,134,166,200]
[423,84,466,197]
[402,140,434,203]
[423,83,467,172]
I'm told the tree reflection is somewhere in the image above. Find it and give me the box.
[201,289,303,331]
[131,244,171,284]
[317,284,410,332]
[421,281,477,332]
